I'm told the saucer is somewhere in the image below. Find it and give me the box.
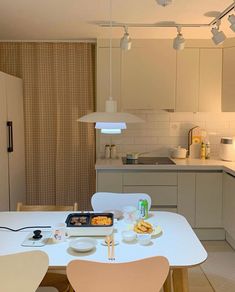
[69,238,97,252]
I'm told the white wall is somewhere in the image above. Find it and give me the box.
[97,111,235,158]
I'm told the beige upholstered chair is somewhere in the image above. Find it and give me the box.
[16,202,77,292]
[67,256,169,292]
[16,202,78,211]
[0,251,49,292]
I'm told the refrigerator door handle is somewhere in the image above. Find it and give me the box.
[7,121,13,152]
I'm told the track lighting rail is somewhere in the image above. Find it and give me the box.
[97,2,235,29]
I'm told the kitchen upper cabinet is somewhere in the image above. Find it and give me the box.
[199,49,222,112]
[176,48,222,112]
[97,47,121,111]
[222,47,235,112]
[176,49,199,112]
[223,172,235,239]
[121,42,176,110]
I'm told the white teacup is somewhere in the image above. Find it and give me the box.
[52,223,67,243]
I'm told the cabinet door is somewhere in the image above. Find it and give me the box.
[121,41,176,110]
[178,172,196,227]
[6,74,26,211]
[223,172,235,239]
[195,172,222,228]
[0,73,10,211]
[176,49,199,112]
[222,47,235,111]
[97,171,123,193]
[97,48,121,111]
[199,49,222,112]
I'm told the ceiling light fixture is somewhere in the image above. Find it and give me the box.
[78,0,144,134]
[97,2,235,49]
[173,26,185,50]
[228,1,235,32]
[211,20,226,45]
[228,14,235,31]
[155,0,173,7]
[120,26,132,50]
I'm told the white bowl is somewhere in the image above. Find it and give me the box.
[69,238,97,252]
[122,230,136,242]
[137,234,151,245]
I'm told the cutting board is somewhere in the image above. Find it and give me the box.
[188,126,207,158]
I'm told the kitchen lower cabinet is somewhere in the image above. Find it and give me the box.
[123,171,178,210]
[178,172,222,228]
[223,172,235,242]
[96,171,123,193]
[195,172,222,228]
[96,169,224,238]
[0,72,26,211]
[178,172,196,227]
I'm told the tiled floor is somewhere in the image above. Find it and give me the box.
[188,241,235,292]
[38,240,235,292]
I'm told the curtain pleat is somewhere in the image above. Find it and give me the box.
[0,42,96,209]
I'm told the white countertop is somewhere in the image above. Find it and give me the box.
[96,157,235,176]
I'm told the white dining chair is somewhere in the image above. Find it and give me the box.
[67,256,169,292]
[0,250,49,292]
[91,192,151,211]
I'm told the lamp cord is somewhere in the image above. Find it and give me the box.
[109,0,112,100]
[0,226,51,232]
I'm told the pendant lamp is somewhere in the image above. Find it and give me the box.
[78,0,144,134]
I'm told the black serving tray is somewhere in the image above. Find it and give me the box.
[65,213,114,228]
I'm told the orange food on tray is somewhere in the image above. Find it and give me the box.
[91,216,112,226]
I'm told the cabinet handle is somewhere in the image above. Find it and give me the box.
[7,121,13,152]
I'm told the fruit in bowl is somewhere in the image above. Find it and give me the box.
[134,220,153,234]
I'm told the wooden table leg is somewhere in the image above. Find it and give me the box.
[163,270,172,292]
[172,268,189,292]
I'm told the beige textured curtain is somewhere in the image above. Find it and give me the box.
[0,42,96,209]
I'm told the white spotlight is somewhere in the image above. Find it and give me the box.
[228,14,235,32]
[173,27,185,50]
[156,0,172,7]
[211,22,226,45]
[120,27,132,50]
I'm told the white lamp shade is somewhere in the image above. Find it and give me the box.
[95,122,126,129]
[78,112,144,123]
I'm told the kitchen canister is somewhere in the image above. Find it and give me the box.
[219,137,235,161]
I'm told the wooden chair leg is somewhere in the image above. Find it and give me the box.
[163,270,172,292]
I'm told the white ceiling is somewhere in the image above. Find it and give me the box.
[0,0,234,40]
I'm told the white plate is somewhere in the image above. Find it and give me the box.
[133,225,163,238]
[69,238,97,252]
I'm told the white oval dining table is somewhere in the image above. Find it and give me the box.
[0,211,207,292]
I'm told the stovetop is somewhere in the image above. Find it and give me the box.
[122,157,175,165]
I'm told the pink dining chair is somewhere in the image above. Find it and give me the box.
[0,251,49,292]
[66,256,169,292]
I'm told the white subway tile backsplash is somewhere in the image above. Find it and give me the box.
[98,111,235,158]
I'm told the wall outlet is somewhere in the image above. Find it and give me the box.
[170,122,180,136]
